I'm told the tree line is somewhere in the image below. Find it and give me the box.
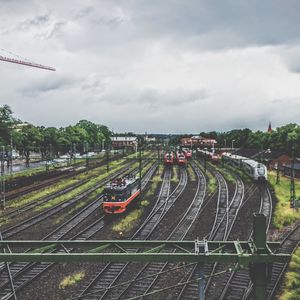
[170,125,300,155]
[0,105,112,162]
[205,125,300,154]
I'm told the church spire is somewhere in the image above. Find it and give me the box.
[267,121,272,133]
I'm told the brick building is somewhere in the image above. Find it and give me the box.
[181,136,217,148]
[111,137,138,149]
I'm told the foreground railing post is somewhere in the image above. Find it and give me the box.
[252,213,268,300]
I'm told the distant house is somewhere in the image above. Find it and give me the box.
[181,136,217,148]
[144,135,156,143]
[268,154,291,170]
[283,163,300,179]
[252,149,290,169]
[111,137,138,149]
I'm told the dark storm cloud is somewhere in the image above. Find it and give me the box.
[97,88,209,108]
[107,0,300,50]
[1,0,300,132]
[20,75,80,97]
[18,14,51,31]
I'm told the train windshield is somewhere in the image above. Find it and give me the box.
[104,189,125,202]
[257,164,265,175]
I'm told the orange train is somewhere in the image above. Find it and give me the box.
[103,177,140,214]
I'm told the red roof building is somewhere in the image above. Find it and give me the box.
[181,136,217,148]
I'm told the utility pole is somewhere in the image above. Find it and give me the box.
[85,142,89,169]
[139,145,142,192]
[10,135,13,175]
[157,146,160,175]
[198,263,205,300]
[106,146,110,173]
[276,163,280,184]
[0,146,5,210]
[290,145,296,209]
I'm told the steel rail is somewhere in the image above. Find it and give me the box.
[0,163,155,299]
[175,166,246,300]
[77,166,187,300]
[218,182,273,300]
[1,158,142,239]
[112,161,206,300]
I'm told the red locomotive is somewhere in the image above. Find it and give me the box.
[183,148,192,159]
[103,176,140,214]
[176,151,187,165]
[164,152,174,165]
[211,154,219,164]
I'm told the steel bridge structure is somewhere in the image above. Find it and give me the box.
[0,214,291,300]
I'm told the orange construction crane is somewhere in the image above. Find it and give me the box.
[0,52,55,71]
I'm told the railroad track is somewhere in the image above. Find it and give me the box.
[238,183,298,300]
[0,163,157,299]
[2,155,130,219]
[77,166,188,299]
[264,222,300,300]
[1,164,134,239]
[1,177,91,222]
[2,156,155,238]
[4,155,110,201]
[173,169,235,300]
[108,161,206,300]
[217,182,273,300]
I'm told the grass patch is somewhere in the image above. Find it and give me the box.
[112,169,161,233]
[145,171,162,196]
[206,170,217,194]
[59,271,85,289]
[0,216,8,226]
[269,171,300,229]
[280,247,300,299]
[8,178,80,209]
[171,166,179,183]
[187,164,196,181]
[221,162,252,183]
[112,208,144,233]
[194,160,217,194]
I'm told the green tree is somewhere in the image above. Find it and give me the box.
[15,124,43,166]
[0,104,15,146]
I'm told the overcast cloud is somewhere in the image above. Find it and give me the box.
[1,0,300,133]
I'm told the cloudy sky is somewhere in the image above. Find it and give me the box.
[1,0,300,133]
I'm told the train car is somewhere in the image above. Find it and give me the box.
[176,151,187,165]
[198,149,219,163]
[103,176,140,214]
[241,159,268,181]
[164,152,174,165]
[211,153,219,164]
[222,152,267,180]
[183,148,192,159]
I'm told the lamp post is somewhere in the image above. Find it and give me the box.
[231,140,235,150]
[139,144,142,192]
[0,146,5,210]
[290,144,296,209]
